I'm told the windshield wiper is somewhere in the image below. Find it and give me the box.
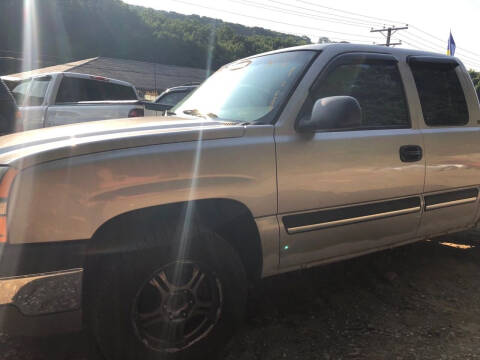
[182,109,251,125]
[183,109,218,119]
[183,109,201,116]
[206,112,218,118]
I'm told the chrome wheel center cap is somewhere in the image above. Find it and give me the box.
[165,290,194,319]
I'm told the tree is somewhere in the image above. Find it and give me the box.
[0,0,312,75]
[469,70,480,99]
[318,37,332,44]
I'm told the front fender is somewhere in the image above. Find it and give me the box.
[7,126,276,244]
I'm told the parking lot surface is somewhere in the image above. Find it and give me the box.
[3,230,480,360]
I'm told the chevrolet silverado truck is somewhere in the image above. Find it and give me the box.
[2,72,144,131]
[0,43,479,359]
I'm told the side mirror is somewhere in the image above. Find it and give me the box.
[296,96,362,132]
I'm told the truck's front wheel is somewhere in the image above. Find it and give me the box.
[88,226,247,360]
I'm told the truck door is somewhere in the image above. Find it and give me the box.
[408,57,480,236]
[275,52,426,269]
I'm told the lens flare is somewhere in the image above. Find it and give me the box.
[21,0,39,74]
[167,128,204,338]
[178,128,204,257]
[206,25,216,78]
[18,0,40,132]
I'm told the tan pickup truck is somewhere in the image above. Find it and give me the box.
[0,43,479,360]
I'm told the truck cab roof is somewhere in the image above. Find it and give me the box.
[1,72,135,88]
[243,43,461,66]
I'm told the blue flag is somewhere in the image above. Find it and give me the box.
[447,32,456,56]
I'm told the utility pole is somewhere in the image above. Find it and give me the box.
[370,25,408,46]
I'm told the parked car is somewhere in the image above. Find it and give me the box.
[0,79,18,135]
[143,84,198,116]
[0,43,479,359]
[1,72,144,131]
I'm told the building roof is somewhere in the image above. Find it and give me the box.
[5,57,207,92]
[4,58,98,80]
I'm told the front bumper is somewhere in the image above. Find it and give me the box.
[0,268,83,315]
[0,241,86,335]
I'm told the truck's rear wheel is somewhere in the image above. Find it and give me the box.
[87,225,247,360]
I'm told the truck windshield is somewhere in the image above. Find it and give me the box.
[172,50,316,123]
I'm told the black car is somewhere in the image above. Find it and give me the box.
[144,84,198,114]
[156,84,198,108]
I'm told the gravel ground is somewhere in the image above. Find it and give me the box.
[3,230,480,360]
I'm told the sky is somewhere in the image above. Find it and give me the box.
[122,0,480,71]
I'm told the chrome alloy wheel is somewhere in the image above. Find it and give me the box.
[132,260,223,353]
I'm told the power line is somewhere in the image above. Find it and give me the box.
[400,33,480,65]
[186,0,480,61]
[168,0,379,39]
[296,0,406,26]
[226,0,480,60]
[386,26,480,66]
[455,46,480,58]
[266,0,378,27]
[279,1,480,60]
[455,52,480,65]
[409,26,480,58]
[400,39,445,54]
[400,39,480,69]
[409,26,450,46]
[228,0,373,29]
[400,34,444,52]
[456,58,480,70]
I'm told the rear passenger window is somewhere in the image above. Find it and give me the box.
[101,82,138,100]
[307,59,409,129]
[409,61,469,126]
[56,77,137,103]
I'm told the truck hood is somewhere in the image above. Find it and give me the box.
[0,116,246,169]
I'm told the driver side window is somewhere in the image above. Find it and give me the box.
[303,57,410,130]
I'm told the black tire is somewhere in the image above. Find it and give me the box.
[86,217,247,360]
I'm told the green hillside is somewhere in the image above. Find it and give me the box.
[0,0,311,75]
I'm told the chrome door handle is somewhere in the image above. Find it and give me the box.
[399,145,423,162]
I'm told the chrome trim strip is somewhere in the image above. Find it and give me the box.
[287,206,421,234]
[425,197,478,211]
[0,268,83,315]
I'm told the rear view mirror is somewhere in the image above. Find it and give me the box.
[296,96,362,132]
